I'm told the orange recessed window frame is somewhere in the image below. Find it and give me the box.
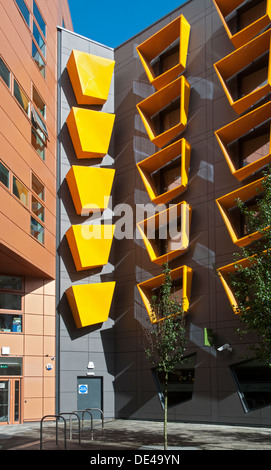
[137,138,191,204]
[215,100,271,181]
[213,0,271,49]
[214,28,271,115]
[216,176,266,247]
[136,14,191,90]
[137,201,192,265]
[136,75,190,149]
[137,265,193,323]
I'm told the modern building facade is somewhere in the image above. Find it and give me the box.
[1,0,271,427]
[0,0,72,424]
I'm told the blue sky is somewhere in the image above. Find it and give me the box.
[68,0,188,48]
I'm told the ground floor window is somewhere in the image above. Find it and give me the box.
[152,353,196,408]
[231,358,271,412]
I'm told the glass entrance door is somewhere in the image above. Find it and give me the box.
[0,379,21,424]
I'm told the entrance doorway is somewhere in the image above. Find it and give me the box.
[0,378,21,424]
[77,376,103,419]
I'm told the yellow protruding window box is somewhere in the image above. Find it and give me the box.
[214,29,271,115]
[65,282,116,328]
[136,15,190,90]
[216,177,266,247]
[217,249,270,315]
[213,0,271,49]
[136,76,190,149]
[66,224,115,271]
[66,49,115,105]
[66,165,115,215]
[137,201,192,265]
[137,138,191,204]
[215,101,271,181]
[137,265,193,323]
[66,107,115,159]
[217,256,254,315]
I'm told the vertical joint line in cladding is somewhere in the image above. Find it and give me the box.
[55,27,62,416]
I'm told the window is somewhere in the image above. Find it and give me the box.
[239,121,270,168]
[15,0,30,26]
[33,86,45,118]
[0,57,10,88]
[33,21,46,58]
[152,41,180,77]
[237,0,267,33]
[0,162,9,189]
[153,354,196,408]
[31,128,45,160]
[30,174,45,243]
[32,173,44,200]
[152,98,180,136]
[151,156,182,194]
[0,276,22,290]
[12,176,28,206]
[0,275,23,334]
[13,79,29,115]
[31,195,44,222]
[236,51,269,101]
[31,106,49,140]
[0,357,22,375]
[32,42,45,77]
[231,358,271,412]
[33,1,46,37]
[30,216,44,243]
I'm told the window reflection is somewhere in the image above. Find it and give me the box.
[231,359,271,412]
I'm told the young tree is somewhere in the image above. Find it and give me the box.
[141,263,187,450]
[221,167,271,364]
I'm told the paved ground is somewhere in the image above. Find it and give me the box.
[0,418,271,455]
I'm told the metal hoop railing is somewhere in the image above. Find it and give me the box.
[59,412,81,444]
[40,414,67,450]
[73,409,94,439]
[85,408,104,435]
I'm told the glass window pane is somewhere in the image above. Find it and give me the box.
[153,354,197,408]
[13,79,29,114]
[231,359,271,412]
[33,1,46,37]
[0,357,22,375]
[15,0,30,26]
[31,107,49,139]
[0,57,10,88]
[32,195,44,222]
[13,176,28,206]
[0,293,22,311]
[32,174,44,200]
[32,42,45,77]
[0,276,22,291]
[33,21,46,57]
[0,162,9,188]
[31,128,45,160]
[31,216,44,243]
[33,87,45,118]
[0,314,22,333]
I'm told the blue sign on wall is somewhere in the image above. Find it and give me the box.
[78,384,88,394]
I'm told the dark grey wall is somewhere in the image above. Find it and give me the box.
[113,0,271,426]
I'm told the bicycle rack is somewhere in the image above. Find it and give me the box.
[59,412,81,444]
[85,408,104,435]
[73,409,94,440]
[40,415,67,450]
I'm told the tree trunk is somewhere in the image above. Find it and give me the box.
[164,371,168,450]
